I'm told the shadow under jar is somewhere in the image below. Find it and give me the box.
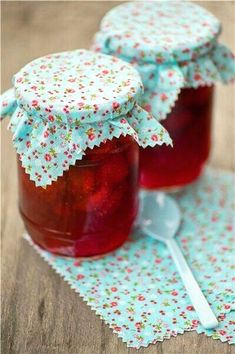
[18,136,139,257]
[140,86,214,190]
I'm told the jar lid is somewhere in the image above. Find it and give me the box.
[1,49,172,186]
[93,2,235,120]
[94,2,221,64]
[14,49,143,123]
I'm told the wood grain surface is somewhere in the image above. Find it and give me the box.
[1,2,235,354]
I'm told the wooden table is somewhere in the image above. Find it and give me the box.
[1,2,234,353]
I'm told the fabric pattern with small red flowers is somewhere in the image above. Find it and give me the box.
[1,49,172,186]
[93,2,235,121]
[25,168,235,348]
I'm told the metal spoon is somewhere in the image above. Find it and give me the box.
[138,191,218,330]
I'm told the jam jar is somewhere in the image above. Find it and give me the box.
[1,49,171,257]
[93,1,235,190]
[18,136,139,257]
[140,86,214,189]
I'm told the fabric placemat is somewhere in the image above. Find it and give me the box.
[25,168,235,348]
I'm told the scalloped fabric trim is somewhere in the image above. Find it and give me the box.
[1,49,172,186]
[136,64,185,120]
[93,36,235,121]
[131,43,235,120]
[24,168,235,348]
[7,103,171,186]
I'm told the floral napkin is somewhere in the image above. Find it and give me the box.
[25,168,235,348]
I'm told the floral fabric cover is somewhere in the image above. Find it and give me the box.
[0,50,171,186]
[93,2,235,120]
[25,168,235,348]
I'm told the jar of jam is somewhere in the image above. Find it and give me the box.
[17,136,139,257]
[1,50,171,257]
[140,86,214,189]
[93,2,235,190]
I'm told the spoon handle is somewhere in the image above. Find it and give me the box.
[166,238,218,329]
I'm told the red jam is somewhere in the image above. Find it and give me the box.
[18,136,139,257]
[140,86,214,190]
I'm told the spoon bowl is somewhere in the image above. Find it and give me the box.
[140,191,181,242]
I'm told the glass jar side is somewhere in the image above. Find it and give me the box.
[140,86,214,190]
[18,135,139,257]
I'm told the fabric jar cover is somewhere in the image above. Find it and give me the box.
[0,49,171,186]
[92,2,235,120]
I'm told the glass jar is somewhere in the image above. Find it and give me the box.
[93,2,234,190]
[140,86,214,189]
[18,136,139,257]
[1,49,171,258]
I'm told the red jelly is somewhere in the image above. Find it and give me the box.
[18,136,139,257]
[140,86,214,190]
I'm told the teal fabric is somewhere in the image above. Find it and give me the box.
[25,168,235,348]
[0,50,171,186]
[93,2,235,120]
[94,2,221,64]
[0,88,17,118]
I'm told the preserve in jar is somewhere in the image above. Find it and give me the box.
[17,136,139,257]
[1,50,171,257]
[140,86,214,189]
[93,2,235,190]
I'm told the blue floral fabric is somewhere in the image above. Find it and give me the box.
[93,2,235,120]
[25,168,235,348]
[0,50,171,186]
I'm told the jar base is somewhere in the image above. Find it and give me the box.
[21,206,135,258]
[27,231,129,259]
[24,223,131,258]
